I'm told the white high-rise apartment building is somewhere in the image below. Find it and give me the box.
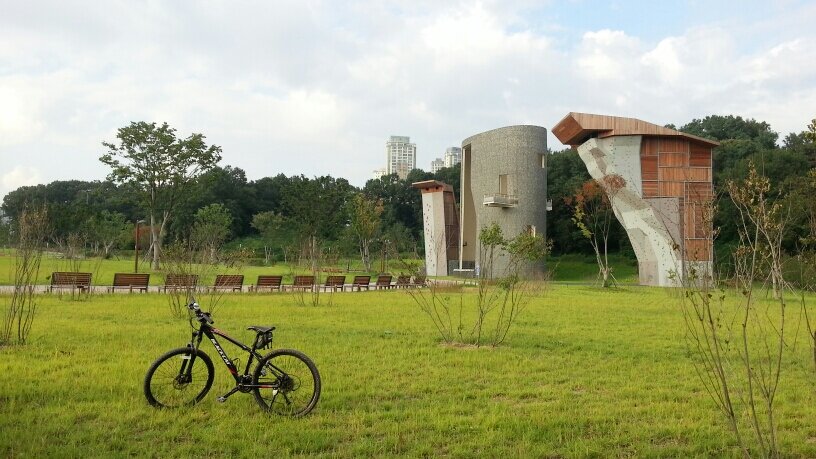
[386,135,416,179]
[444,147,462,168]
[430,158,444,173]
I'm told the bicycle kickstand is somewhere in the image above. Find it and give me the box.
[216,386,240,403]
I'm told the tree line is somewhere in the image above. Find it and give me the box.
[2,115,815,272]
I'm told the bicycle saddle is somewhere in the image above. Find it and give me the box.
[247,325,275,334]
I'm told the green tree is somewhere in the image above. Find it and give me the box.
[347,193,383,271]
[363,174,424,244]
[82,210,128,258]
[546,148,595,255]
[433,166,461,203]
[192,203,232,261]
[0,218,10,249]
[171,166,255,241]
[251,211,287,264]
[282,175,355,270]
[100,122,222,269]
[680,115,778,149]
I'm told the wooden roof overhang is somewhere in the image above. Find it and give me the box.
[411,180,453,193]
[552,112,719,148]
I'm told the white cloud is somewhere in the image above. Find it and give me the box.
[576,30,641,80]
[0,0,815,200]
[0,80,47,146]
[1,166,43,196]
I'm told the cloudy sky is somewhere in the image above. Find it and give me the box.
[2,0,815,199]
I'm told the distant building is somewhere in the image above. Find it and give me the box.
[372,167,387,180]
[386,135,416,180]
[430,158,445,173]
[444,147,462,168]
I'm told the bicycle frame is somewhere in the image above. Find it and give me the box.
[188,322,281,390]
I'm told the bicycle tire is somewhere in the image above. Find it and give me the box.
[252,348,321,416]
[144,347,215,408]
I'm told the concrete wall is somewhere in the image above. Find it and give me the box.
[460,125,548,277]
[420,191,448,276]
[577,136,682,286]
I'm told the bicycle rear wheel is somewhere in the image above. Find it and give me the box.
[252,349,321,416]
[144,347,214,408]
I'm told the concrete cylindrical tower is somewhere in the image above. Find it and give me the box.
[459,125,548,278]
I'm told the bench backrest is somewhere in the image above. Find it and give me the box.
[112,273,149,287]
[165,274,198,287]
[214,274,244,287]
[51,272,92,286]
[375,275,392,286]
[395,275,411,285]
[351,275,371,286]
[293,275,314,286]
[324,275,345,286]
[256,275,282,287]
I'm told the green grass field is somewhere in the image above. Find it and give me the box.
[2,286,815,457]
[547,253,639,284]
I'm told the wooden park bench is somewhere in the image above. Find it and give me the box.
[320,275,346,292]
[348,275,371,291]
[49,272,92,293]
[211,274,244,292]
[394,275,411,289]
[374,275,393,290]
[108,273,150,293]
[162,274,198,293]
[286,275,315,293]
[410,275,427,288]
[249,275,283,292]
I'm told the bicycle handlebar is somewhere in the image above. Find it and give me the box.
[188,301,213,324]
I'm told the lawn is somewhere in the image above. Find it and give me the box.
[546,253,639,284]
[1,286,815,457]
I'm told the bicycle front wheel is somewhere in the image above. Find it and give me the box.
[144,347,214,408]
[252,349,321,416]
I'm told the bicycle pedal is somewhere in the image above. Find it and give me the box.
[216,396,227,403]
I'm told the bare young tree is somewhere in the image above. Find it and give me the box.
[791,169,816,374]
[162,237,249,318]
[287,237,326,307]
[567,175,625,287]
[2,206,48,346]
[407,223,549,347]
[679,163,793,458]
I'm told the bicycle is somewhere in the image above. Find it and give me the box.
[143,300,321,416]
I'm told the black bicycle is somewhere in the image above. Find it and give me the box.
[143,300,321,416]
